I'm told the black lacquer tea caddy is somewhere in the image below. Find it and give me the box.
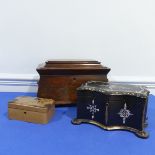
[72,81,150,138]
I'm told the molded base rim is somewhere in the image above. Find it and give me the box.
[72,118,149,139]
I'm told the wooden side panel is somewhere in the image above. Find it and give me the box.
[8,108,54,124]
[37,75,108,104]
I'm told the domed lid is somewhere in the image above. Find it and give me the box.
[37,59,110,75]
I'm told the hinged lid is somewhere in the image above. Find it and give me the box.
[37,59,110,75]
[78,81,150,98]
[8,97,55,112]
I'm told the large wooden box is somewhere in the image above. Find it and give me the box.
[37,60,110,105]
[72,81,150,138]
[8,97,55,124]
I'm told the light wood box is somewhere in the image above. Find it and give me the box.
[8,96,55,124]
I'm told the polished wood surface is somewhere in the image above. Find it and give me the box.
[37,60,110,105]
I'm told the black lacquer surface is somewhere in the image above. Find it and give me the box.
[73,81,149,138]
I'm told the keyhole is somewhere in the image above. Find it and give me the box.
[24,112,27,114]
[72,77,77,83]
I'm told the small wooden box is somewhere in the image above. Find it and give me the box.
[37,59,110,105]
[8,97,55,124]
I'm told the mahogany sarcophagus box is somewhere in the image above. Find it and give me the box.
[72,81,150,138]
[37,60,110,105]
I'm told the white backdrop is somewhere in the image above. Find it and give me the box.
[0,0,155,83]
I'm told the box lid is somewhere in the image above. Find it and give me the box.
[8,96,55,112]
[78,81,150,98]
[46,59,100,64]
[37,59,110,75]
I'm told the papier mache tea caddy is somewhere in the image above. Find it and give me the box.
[72,81,150,138]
